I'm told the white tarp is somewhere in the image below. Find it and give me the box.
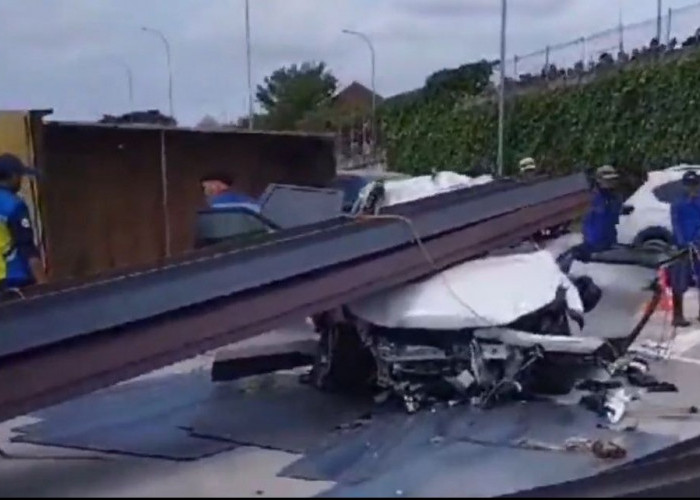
[348,250,584,330]
[355,171,494,210]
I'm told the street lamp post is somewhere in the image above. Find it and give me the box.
[141,26,174,258]
[109,57,134,108]
[244,0,254,130]
[342,29,377,157]
[497,0,507,177]
[141,26,174,119]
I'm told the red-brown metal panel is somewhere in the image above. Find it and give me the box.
[37,122,336,280]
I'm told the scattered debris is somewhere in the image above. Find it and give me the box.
[626,363,677,392]
[645,382,679,393]
[591,439,627,460]
[430,436,444,445]
[604,388,632,424]
[580,392,608,416]
[335,414,373,432]
[577,379,624,392]
[597,420,639,432]
[514,437,627,460]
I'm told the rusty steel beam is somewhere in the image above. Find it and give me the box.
[1,175,586,356]
[0,190,588,421]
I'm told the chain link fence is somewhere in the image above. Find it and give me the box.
[506,1,700,82]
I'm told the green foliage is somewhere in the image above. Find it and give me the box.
[384,60,497,108]
[255,61,338,130]
[381,51,700,186]
[423,59,497,99]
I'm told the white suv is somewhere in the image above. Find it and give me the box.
[617,164,700,250]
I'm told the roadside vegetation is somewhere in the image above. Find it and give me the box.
[380,47,700,187]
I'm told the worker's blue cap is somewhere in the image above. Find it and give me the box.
[0,154,37,178]
[682,170,700,186]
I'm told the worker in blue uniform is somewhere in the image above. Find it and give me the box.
[0,153,47,292]
[580,165,623,255]
[669,170,700,327]
[199,171,259,212]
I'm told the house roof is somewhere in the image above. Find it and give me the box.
[332,81,384,104]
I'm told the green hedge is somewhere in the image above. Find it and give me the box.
[380,50,700,186]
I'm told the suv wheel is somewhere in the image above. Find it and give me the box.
[641,237,672,252]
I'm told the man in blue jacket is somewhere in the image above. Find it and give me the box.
[199,171,259,212]
[581,165,623,254]
[0,153,47,292]
[669,170,700,327]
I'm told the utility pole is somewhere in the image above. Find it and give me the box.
[656,0,663,42]
[497,0,507,177]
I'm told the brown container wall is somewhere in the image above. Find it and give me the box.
[40,124,164,280]
[38,123,336,281]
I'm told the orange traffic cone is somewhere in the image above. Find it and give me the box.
[657,267,674,313]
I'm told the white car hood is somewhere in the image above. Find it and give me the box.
[355,171,494,210]
[348,250,584,330]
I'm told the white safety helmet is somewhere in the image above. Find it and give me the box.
[518,157,536,173]
[595,165,619,181]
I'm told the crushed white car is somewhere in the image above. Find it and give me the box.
[352,170,494,213]
[309,172,614,412]
[348,249,584,330]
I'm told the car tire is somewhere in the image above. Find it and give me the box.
[641,237,672,252]
[633,226,674,253]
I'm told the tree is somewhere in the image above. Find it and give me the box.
[255,61,338,130]
[424,59,497,99]
[197,115,220,129]
[235,113,268,130]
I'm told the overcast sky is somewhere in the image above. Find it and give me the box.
[0,0,697,125]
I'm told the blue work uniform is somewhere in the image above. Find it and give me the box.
[581,188,622,253]
[669,193,700,293]
[208,191,260,213]
[0,187,39,289]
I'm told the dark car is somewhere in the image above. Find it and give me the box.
[331,169,410,212]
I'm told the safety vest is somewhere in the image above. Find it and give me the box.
[0,189,30,285]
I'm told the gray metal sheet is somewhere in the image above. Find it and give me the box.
[0,174,587,353]
[13,421,235,461]
[189,374,374,453]
[286,360,700,497]
[280,401,675,491]
[316,434,670,498]
[11,371,237,461]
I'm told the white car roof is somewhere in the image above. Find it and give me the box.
[645,164,700,185]
[664,164,700,172]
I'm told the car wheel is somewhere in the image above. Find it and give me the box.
[641,238,672,252]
